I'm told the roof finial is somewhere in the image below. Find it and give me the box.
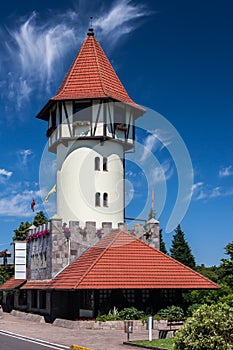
[87,16,94,36]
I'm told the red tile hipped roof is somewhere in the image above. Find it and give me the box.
[23,231,218,291]
[0,276,26,290]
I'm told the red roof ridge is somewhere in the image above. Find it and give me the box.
[73,230,124,289]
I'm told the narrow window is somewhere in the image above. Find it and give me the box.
[103,193,108,207]
[95,157,100,171]
[95,192,100,207]
[103,157,108,171]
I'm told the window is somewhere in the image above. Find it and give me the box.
[95,157,100,171]
[95,192,100,207]
[103,193,108,207]
[103,157,108,171]
[73,101,92,122]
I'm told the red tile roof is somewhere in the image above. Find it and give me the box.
[0,276,26,290]
[52,30,143,110]
[36,29,144,119]
[23,231,218,291]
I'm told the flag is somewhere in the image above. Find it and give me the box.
[31,198,35,212]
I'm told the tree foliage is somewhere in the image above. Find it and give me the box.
[0,266,10,285]
[159,229,167,254]
[183,283,231,306]
[33,211,48,227]
[174,303,233,349]
[170,225,196,269]
[157,305,184,321]
[219,241,233,288]
[195,264,220,283]
[12,221,31,241]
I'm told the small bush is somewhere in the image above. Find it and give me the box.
[118,307,145,320]
[174,303,233,350]
[157,305,184,321]
[96,306,145,322]
[96,306,120,322]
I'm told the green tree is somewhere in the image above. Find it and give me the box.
[170,224,196,269]
[12,221,31,241]
[0,266,9,285]
[159,229,167,254]
[195,264,220,283]
[33,211,48,227]
[184,283,231,306]
[219,241,233,288]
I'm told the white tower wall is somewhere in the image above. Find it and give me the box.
[56,139,124,227]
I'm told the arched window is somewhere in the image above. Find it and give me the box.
[103,157,108,171]
[95,157,100,171]
[95,192,100,207]
[103,193,108,207]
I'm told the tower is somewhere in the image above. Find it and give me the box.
[37,26,144,229]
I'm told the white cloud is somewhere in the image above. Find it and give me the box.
[2,10,79,111]
[192,181,233,201]
[219,165,233,178]
[94,0,150,45]
[1,1,151,112]
[152,160,173,183]
[0,189,42,217]
[140,129,172,162]
[0,168,12,178]
[19,149,33,165]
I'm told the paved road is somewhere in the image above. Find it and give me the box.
[0,330,69,350]
[0,313,150,350]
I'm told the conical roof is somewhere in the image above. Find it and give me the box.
[53,27,143,108]
[37,28,144,120]
[22,231,219,290]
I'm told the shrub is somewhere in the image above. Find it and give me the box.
[118,307,145,320]
[96,306,145,322]
[218,293,233,307]
[174,303,233,350]
[157,305,184,321]
[96,306,120,322]
[185,303,202,317]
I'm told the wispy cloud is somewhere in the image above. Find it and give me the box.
[192,181,233,201]
[3,10,78,110]
[219,165,233,178]
[18,149,33,165]
[1,0,151,114]
[140,129,172,162]
[152,160,174,183]
[94,0,151,46]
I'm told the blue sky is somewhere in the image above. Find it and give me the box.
[0,0,232,266]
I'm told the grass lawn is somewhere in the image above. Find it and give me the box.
[130,338,174,349]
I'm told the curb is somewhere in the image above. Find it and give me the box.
[123,342,168,350]
[70,345,93,350]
